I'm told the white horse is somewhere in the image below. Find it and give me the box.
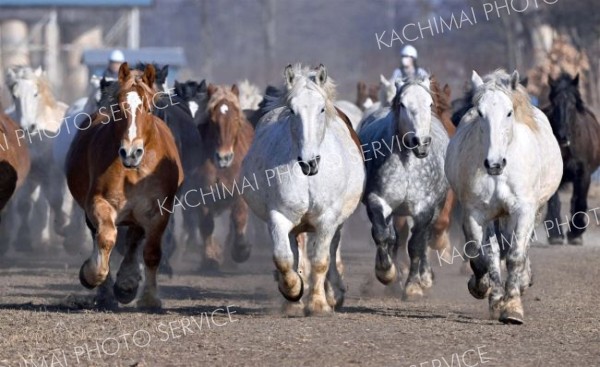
[445,70,563,324]
[242,64,365,316]
[237,79,263,110]
[358,74,397,131]
[4,66,68,251]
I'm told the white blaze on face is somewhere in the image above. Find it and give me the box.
[219,104,229,115]
[189,101,199,118]
[126,91,142,141]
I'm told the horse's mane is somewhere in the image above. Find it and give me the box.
[430,76,451,116]
[263,64,337,120]
[473,69,537,131]
[207,85,245,124]
[550,72,586,113]
[118,69,156,111]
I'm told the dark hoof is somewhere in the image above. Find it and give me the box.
[231,241,252,263]
[79,261,95,289]
[467,274,490,300]
[199,258,221,275]
[567,236,583,246]
[548,237,564,245]
[94,296,118,311]
[279,275,304,302]
[499,311,524,325]
[113,283,139,304]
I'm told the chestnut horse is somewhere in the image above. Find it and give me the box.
[0,110,30,254]
[66,63,183,309]
[196,83,254,271]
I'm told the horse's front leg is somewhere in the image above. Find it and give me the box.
[268,211,304,305]
[430,190,454,256]
[306,226,337,316]
[366,194,397,285]
[568,170,591,245]
[42,173,68,238]
[198,206,221,272]
[404,211,434,300]
[325,225,345,309]
[545,190,563,244]
[114,226,144,304]
[230,195,252,263]
[500,208,536,324]
[463,212,492,300]
[80,197,117,289]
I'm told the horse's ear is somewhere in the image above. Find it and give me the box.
[198,80,207,93]
[161,65,169,78]
[380,74,388,85]
[422,77,431,90]
[118,62,130,83]
[471,71,484,89]
[142,64,156,88]
[520,76,529,88]
[510,70,519,90]
[394,78,406,92]
[443,84,451,98]
[573,74,580,87]
[316,64,327,86]
[231,84,239,97]
[284,64,295,88]
[207,83,217,96]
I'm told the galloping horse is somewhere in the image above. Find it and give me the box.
[359,75,449,299]
[0,110,30,253]
[196,83,254,271]
[446,70,562,324]
[242,64,365,316]
[66,63,183,309]
[544,73,600,245]
[4,66,68,250]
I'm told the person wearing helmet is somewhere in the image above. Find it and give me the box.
[103,49,125,79]
[391,45,429,81]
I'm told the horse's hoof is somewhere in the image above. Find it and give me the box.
[488,294,504,320]
[79,261,97,289]
[325,280,345,309]
[420,271,434,290]
[402,282,423,301]
[375,247,397,285]
[282,301,305,317]
[305,301,334,317]
[278,272,304,302]
[231,241,252,263]
[137,294,163,311]
[467,274,491,300]
[548,237,564,245]
[199,258,221,275]
[113,282,139,305]
[94,296,118,311]
[499,310,524,325]
[567,236,583,246]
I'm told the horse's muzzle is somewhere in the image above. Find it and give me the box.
[298,156,321,176]
[119,146,145,169]
[409,136,431,159]
[484,158,507,176]
[215,151,234,168]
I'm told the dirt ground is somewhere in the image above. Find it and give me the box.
[1,189,600,367]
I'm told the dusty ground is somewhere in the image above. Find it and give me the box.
[1,189,600,367]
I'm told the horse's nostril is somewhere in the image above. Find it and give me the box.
[135,148,144,157]
[501,158,507,167]
[119,148,128,158]
[411,136,420,147]
[484,159,490,169]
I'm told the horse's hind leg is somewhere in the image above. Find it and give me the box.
[463,213,492,300]
[545,191,563,244]
[114,226,144,304]
[137,218,169,310]
[158,216,175,277]
[568,171,591,245]
[404,215,434,300]
[430,190,454,259]
[79,198,117,289]
[230,196,252,263]
[269,212,304,305]
[366,194,397,285]
[325,225,345,309]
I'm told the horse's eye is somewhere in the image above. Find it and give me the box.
[430,102,433,108]
[320,108,325,113]
[477,110,483,117]
[400,103,406,108]
[289,109,295,115]
[507,111,513,117]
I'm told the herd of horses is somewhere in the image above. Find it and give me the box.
[0,60,599,325]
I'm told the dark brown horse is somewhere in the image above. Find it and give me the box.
[0,110,30,253]
[66,63,183,308]
[544,73,600,245]
[196,83,254,271]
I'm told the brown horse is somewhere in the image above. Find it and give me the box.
[392,77,457,279]
[66,63,183,309]
[196,83,254,271]
[0,110,30,253]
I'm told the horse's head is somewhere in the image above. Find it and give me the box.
[548,73,582,148]
[174,79,208,123]
[5,66,43,132]
[116,62,156,169]
[393,76,433,158]
[283,64,336,176]
[204,83,244,168]
[135,62,169,92]
[472,70,531,176]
